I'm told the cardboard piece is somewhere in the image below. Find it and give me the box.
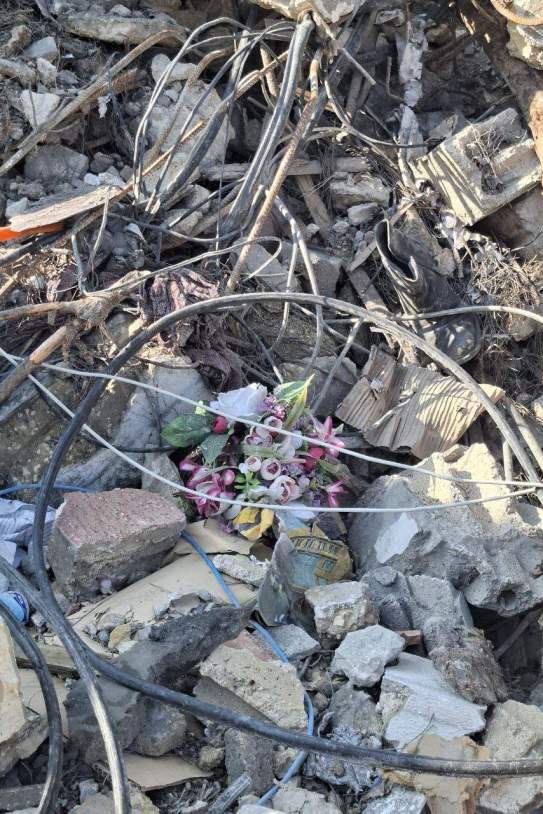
[336,347,503,459]
[173,518,254,557]
[67,552,256,654]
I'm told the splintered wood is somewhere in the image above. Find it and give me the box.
[336,347,504,459]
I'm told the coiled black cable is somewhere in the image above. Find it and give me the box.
[0,602,63,814]
[0,291,538,814]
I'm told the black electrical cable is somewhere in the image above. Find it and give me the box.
[132,17,265,196]
[0,602,63,814]
[220,16,314,238]
[16,290,543,793]
[3,556,543,781]
[150,24,286,211]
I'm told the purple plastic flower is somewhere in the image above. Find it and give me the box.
[263,394,286,420]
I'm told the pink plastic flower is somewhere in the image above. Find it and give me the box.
[188,471,236,517]
[213,415,229,433]
[222,469,236,486]
[179,456,198,474]
[311,417,345,457]
[186,465,212,489]
[260,458,282,481]
[325,480,346,508]
[304,445,324,473]
[194,481,236,517]
[268,475,301,504]
[239,455,261,474]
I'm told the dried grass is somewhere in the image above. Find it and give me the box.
[471,245,543,393]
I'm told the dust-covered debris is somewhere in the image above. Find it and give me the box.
[2,0,543,809]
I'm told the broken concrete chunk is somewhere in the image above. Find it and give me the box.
[478,700,543,813]
[305,581,378,641]
[422,617,507,704]
[69,789,158,814]
[20,90,61,128]
[280,356,357,418]
[412,108,541,225]
[224,729,274,795]
[0,620,27,744]
[353,443,543,616]
[24,145,89,187]
[507,4,543,69]
[272,782,343,814]
[332,625,405,687]
[361,787,427,814]
[141,451,182,505]
[48,488,185,601]
[388,734,489,814]
[248,0,363,23]
[380,653,487,748]
[58,353,211,492]
[198,631,307,729]
[0,57,36,85]
[150,53,193,85]
[62,13,179,45]
[280,242,343,298]
[131,701,187,757]
[231,243,296,292]
[67,607,246,764]
[306,685,383,792]
[23,36,58,61]
[238,807,275,814]
[0,624,47,774]
[36,57,57,86]
[331,176,391,209]
[212,554,268,587]
[144,79,230,202]
[361,569,472,632]
[267,624,320,660]
[347,202,379,227]
[330,684,383,736]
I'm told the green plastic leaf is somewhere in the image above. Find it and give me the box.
[200,433,229,464]
[275,378,313,404]
[276,378,313,429]
[161,413,213,448]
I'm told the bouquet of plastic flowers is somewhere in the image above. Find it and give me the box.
[161,380,351,538]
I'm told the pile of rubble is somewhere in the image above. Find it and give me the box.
[4,0,543,811]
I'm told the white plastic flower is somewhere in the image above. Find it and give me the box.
[210,383,268,420]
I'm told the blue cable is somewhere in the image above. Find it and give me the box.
[0,487,315,800]
[181,530,315,805]
[0,483,95,497]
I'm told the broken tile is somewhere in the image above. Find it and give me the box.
[379,653,487,748]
